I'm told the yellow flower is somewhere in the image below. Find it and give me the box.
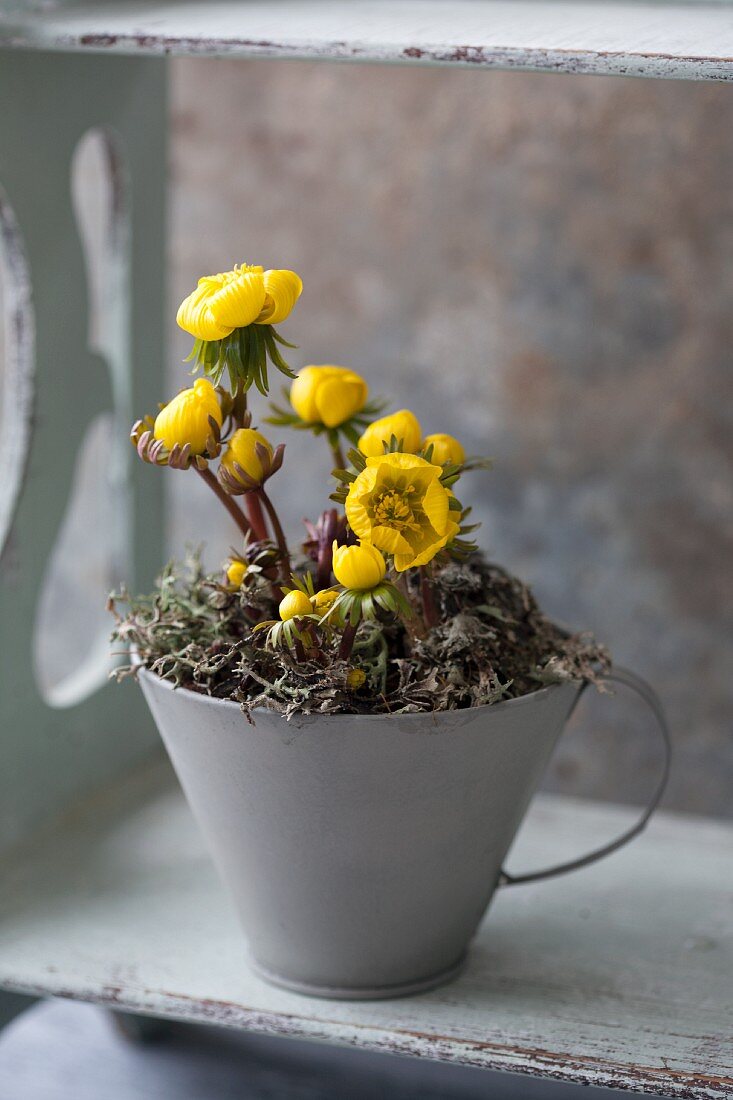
[279,589,312,621]
[423,432,465,467]
[346,668,367,691]
[312,588,339,614]
[153,378,222,455]
[226,559,247,588]
[290,366,368,428]
[218,428,274,491]
[177,263,303,341]
[332,541,387,590]
[345,453,460,572]
[358,409,422,458]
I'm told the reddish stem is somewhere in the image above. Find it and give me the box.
[339,621,358,661]
[246,492,269,541]
[420,568,439,629]
[396,571,425,641]
[196,467,253,540]
[258,488,291,580]
[316,509,338,590]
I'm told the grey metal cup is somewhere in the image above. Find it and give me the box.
[138,668,669,1000]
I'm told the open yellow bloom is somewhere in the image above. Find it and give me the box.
[332,541,387,590]
[290,366,368,428]
[311,588,339,614]
[153,378,222,455]
[177,263,303,341]
[345,453,460,572]
[279,589,312,621]
[423,432,465,467]
[358,409,422,458]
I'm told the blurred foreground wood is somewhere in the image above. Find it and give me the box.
[0,760,730,1098]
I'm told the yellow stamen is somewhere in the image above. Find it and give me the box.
[373,489,420,533]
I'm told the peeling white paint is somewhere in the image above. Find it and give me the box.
[2,1,733,82]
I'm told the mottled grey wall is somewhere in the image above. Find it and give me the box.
[168,59,733,818]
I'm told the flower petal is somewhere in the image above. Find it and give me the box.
[315,377,366,428]
[421,477,450,535]
[402,519,461,569]
[423,432,465,466]
[359,411,422,457]
[289,367,320,422]
[332,542,386,589]
[392,551,414,573]
[176,282,232,341]
[371,524,412,556]
[257,269,303,325]
[365,452,436,473]
[153,378,222,454]
[402,534,448,569]
[345,484,375,540]
[209,271,266,330]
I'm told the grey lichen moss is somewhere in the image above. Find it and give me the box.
[109,550,610,718]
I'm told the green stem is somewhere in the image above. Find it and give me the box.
[258,488,291,580]
[330,438,346,471]
[231,379,248,429]
[196,467,254,541]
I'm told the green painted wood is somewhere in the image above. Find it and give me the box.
[0,52,166,853]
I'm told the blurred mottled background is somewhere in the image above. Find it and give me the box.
[24,60,732,818]
[167,60,732,818]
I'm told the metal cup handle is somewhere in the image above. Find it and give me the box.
[499,667,672,887]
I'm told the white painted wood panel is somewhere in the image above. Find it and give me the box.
[2,1,733,81]
[0,759,731,1097]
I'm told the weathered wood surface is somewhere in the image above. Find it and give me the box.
[0,998,628,1100]
[0,759,730,1097]
[2,1,733,82]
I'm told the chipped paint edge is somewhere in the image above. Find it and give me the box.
[1,976,730,1099]
[1,30,733,82]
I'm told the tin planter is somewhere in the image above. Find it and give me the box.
[139,666,669,1000]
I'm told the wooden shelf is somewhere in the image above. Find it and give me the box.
[2,1,733,82]
[1,757,731,1097]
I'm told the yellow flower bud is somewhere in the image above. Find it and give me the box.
[312,588,338,614]
[332,541,387,591]
[423,432,465,467]
[290,366,368,429]
[177,264,303,341]
[279,589,313,621]
[153,379,222,455]
[346,668,367,691]
[226,559,247,588]
[358,409,422,458]
[219,428,274,490]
